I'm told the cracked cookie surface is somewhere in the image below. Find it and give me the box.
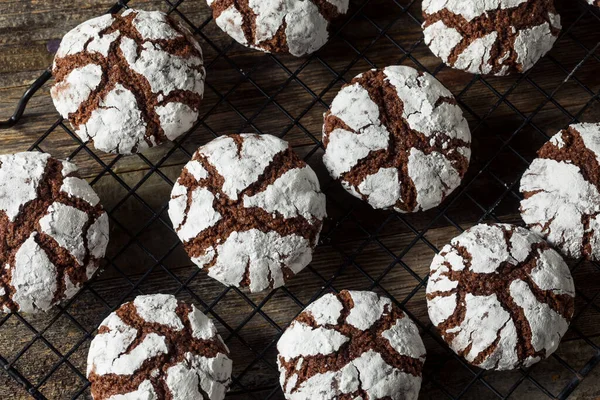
[87,294,232,400]
[51,9,205,154]
[277,290,425,400]
[427,223,574,370]
[206,0,349,56]
[322,65,471,213]
[168,134,326,293]
[0,152,109,313]
[520,122,600,260]
[422,0,561,76]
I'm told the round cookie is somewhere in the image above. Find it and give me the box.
[51,9,205,154]
[322,65,471,213]
[427,223,575,370]
[87,294,232,400]
[0,152,109,313]
[520,122,600,260]
[422,0,561,76]
[277,290,426,400]
[588,0,600,7]
[206,0,349,57]
[168,134,326,293]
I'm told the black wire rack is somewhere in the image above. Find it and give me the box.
[0,0,599,399]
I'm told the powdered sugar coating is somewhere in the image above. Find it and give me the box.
[0,152,50,222]
[208,0,349,56]
[155,102,199,141]
[166,353,232,400]
[214,6,247,45]
[243,166,327,221]
[427,223,575,370]
[280,0,329,56]
[133,294,185,330]
[324,82,390,178]
[303,293,344,325]
[107,380,157,400]
[188,305,219,340]
[383,66,470,142]
[453,31,498,75]
[326,0,349,13]
[88,213,110,259]
[520,123,600,260]
[88,30,121,58]
[125,9,182,40]
[61,160,79,177]
[206,229,313,293]
[61,177,101,206]
[39,203,89,265]
[88,294,232,400]
[424,0,528,21]
[202,134,288,200]
[11,234,58,313]
[0,152,109,313]
[56,14,115,58]
[101,333,168,376]
[277,290,425,400]
[514,23,557,73]
[345,290,391,330]
[169,134,326,293]
[171,186,222,242]
[382,317,427,361]
[278,323,349,361]
[407,148,462,213]
[185,160,208,181]
[87,313,138,376]
[52,64,103,117]
[450,293,516,366]
[287,350,422,400]
[76,83,149,154]
[323,66,470,213]
[52,9,205,155]
[510,280,569,355]
[357,168,401,209]
[578,123,600,159]
[119,38,203,97]
[531,248,576,295]
[323,127,389,179]
[423,20,463,63]
[422,0,560,76]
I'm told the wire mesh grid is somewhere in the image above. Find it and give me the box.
[0,0,599,398]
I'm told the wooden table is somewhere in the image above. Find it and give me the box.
[0,0,599,399]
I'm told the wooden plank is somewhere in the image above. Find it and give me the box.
[0,0,599,399]
[0,220,597,399]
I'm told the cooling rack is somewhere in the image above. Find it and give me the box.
[0,0,599,398]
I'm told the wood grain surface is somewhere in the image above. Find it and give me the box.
[0,0,599,399]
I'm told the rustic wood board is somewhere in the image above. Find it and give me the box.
[0,0,600,399]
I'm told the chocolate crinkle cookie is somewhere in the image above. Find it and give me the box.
[277,290,426,400]
[520,122,600,260]
[51,9,205,154]
[322,65,471,213]
[422,0,561,76]
[206,0,349,56]
[0,152,109,313]
[427,223,575,370]
[87,294,232,400]
[168,134,326,293]
[588,0,600,7]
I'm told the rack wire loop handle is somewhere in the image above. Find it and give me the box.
[0,70,53,130]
